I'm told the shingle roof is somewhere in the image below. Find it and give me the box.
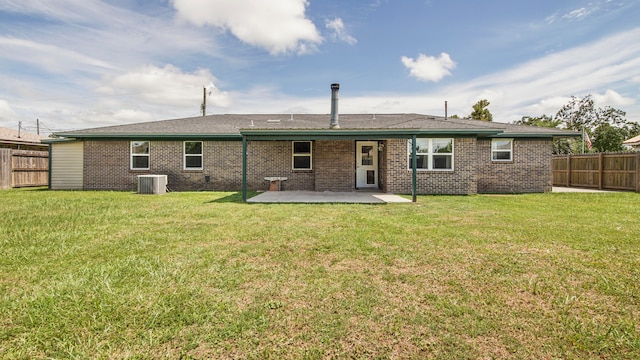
[0,126,47,144]
[54,113,579,138]
[623,134,640,146]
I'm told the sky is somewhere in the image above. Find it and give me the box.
[1,0,639,136]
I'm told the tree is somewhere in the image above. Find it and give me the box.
[592,123,626,152]
[515,115,572,153]
[554,95,597,131]
[470,99,493,121]
[516,95,637,153]
[514,115,561,128]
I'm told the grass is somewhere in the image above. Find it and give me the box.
[1,188,639,359]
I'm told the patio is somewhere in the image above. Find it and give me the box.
[247,191,412,204]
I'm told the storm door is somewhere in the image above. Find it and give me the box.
[356,141,378,189]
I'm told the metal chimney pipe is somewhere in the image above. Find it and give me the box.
[330,83,340,129]
[445,100,448,120]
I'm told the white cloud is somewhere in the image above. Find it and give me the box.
[562,7,596,21]
[172,0,322,55]
[449,27,640,119]
[0,1,220,71]
[0,37,116,74]
[401,53,456,82]
[325,18,357,45]
[112,109,154,123]
[98,65,231,109]
[546,2,600,23]
[0,99,16,121]
[592,89,635,106]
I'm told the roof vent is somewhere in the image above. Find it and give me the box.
[267,119,281,123]
[330,83,340,129]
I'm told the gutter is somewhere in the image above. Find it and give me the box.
[49,133,243,141]
[490,131,582,138]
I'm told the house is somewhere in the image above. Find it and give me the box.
[623,134,640,151]
[0,126,48,151]
[45,84,579,199]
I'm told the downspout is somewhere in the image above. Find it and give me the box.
[411,134,417,202]
[242,135,247,201]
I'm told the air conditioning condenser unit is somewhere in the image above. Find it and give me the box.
[137,175,168,194]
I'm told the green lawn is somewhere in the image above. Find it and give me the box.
[1,189,639,359]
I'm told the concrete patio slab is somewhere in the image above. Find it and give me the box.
[552,187,616,193]
[247,191,412,204]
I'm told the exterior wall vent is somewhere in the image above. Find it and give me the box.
[137,175,167,194]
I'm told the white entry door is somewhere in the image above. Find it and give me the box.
[356,141,378,188]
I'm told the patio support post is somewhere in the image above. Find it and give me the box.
[242,135,247,201]
[48,143,52,190]
[411,134,417,202]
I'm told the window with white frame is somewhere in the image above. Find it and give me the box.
[492,139,513,161]
[408,138,453,170]
[184,141,203,169]
[292,141,312,170]
[130,141,150,170]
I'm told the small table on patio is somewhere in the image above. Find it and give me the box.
[264,177,287,191]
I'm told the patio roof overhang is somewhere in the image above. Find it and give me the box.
[239,128,503,203]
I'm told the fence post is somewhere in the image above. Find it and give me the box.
[598,153,604,190]
[0,148,10,190]
[566,154,571,187]
[636,152,640,193]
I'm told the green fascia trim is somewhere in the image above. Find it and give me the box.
[41,138,81,144]
[490,132,582,138]
[241,128,502,140]
[52,133,242,141]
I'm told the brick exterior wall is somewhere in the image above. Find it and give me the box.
[246,141,315,191]
[83,140,357,192]
[476,139,553,193]
[384,138,478,195]
[314,140,356,191]
[82,137,552,194]
[84,140,244,191]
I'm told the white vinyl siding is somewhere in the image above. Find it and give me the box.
[50,141,83,190]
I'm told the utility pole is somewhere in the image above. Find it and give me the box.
[36,118,40,135]
[17,121,22,138]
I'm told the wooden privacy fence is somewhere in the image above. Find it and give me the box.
[0,148,49,189]
[552,152,640,192]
